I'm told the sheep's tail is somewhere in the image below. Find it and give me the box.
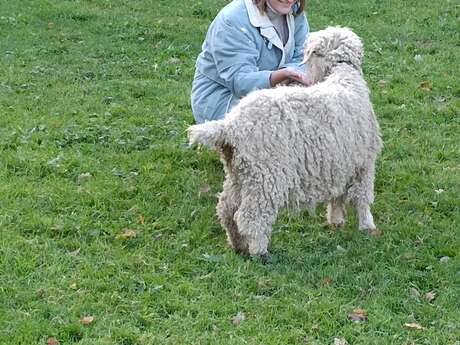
[187,120,228,149]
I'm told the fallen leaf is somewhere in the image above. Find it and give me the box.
[334,338,349,345]
[311,324,320,331]
[198,273,213,280]
[403,322,423,330]
[47,337,59,345]
[69,283,77,290]
[138,214,145,225]
[410,287,421,298]
[153,234,162,241]
[69,248,80,256]
[80,315,94,325]
[116,229,137,240]
[199,184,211,193]
[168,57,180,64]
[439,256,450,263]
[419,80,431,90]
[320,276,332,287]
[425,291,436,302]
[232,312,245,325]
[336,245,346,253]
[77,172,91,183]
[347,308,368,322]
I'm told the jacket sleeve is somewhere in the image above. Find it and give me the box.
[209,18,272,99]
[280,12,309,71]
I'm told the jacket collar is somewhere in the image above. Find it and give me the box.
[244,0,295,67]
[245,0,277,28]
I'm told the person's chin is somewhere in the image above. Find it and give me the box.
[279,6,292,14]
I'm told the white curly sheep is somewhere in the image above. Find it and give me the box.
[188,27,383,256]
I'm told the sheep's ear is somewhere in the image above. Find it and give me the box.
[300,49,312,66]
[299,46,319,66]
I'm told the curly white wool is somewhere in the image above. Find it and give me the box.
[188,27,383,255]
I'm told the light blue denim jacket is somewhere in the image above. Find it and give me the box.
[191,0,309,123]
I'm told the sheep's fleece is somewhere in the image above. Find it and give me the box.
[188,27,383,256]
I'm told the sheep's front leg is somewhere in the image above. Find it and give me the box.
[327,195,346,228]
[356,204,376,232]
[349,166,378,233]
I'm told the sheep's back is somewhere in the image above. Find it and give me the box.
[224,84,381,206]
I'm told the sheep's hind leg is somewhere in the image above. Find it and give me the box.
[235,195,278,256]
[327,195,346,228]
[217,178,247,253]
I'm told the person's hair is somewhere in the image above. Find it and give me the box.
[253,0,306,16]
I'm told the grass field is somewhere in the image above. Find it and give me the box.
[0,0,459,344]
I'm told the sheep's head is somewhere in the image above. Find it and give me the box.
[301,27,363,83]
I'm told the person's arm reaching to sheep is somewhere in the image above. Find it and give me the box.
[191,0,310,123]
[210,19,309,95]
[209,20,274,98]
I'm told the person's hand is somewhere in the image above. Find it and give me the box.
[270,68,311,87]
[287,70,311,86]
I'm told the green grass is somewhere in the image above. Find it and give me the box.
[0,0,459,344]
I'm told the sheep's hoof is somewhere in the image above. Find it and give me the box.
[250,253,270,264]
[323,221,344,231]
[363,228,382,236]
[328,222,345,229]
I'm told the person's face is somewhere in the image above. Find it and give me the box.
[267,0,297,15]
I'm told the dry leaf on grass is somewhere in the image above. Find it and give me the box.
[138,214,145,225]
[199,184,211,193]
[77,172,91,183]
[404,322,423,330]
[320,276,332,287]
[168,57,180,64]
[410,287,421,298]
[80,315,94,325]
[47,337,59,345]
[69,248,80,256]
[153,234,162,241]
[232,312,245,325]
[36,288,45,297]
[116,229,137,240]
[419,80,431,90]
[347,308,368,322]
[403,322,423,330]
[439,256,450,263]
[425,291,436,302]
[334,338,349,345]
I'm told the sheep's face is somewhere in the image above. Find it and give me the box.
[302,27,363,83]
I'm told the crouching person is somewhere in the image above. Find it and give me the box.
[191,0,311,124]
